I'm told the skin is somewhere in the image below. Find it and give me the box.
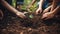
[50,0,57,12]
[41,0,60,20]
[43,5,52,14]
[41,6,60,20]
[0,0,26,18]
[0,0,59,20]
[36,0,44,14]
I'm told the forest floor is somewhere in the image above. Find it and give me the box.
[0,10,60,34]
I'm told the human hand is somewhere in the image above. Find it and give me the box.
[36,8,42,15]
[41,6,60,20]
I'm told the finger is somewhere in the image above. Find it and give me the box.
[52,6,60,14]
[23,12,28,14]
[50,0,57,11]
[41,13,48,19]
[43,5,52,14]
[43,6,60,20]
[44,14,54,20]
[36,8,42,15]
[16,12,26,18]
[35,8,40,14]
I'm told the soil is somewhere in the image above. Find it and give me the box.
[0,9,60,34]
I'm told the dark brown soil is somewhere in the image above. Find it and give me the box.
[0,11,60,34]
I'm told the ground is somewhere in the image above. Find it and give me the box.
[0,10,60,34]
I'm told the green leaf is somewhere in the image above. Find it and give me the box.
[29,15,33,18]
[12,0,16,8]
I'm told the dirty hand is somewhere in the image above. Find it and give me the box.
[41,12,55,20]
[36,8,42,15]
[41,6,60,20]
